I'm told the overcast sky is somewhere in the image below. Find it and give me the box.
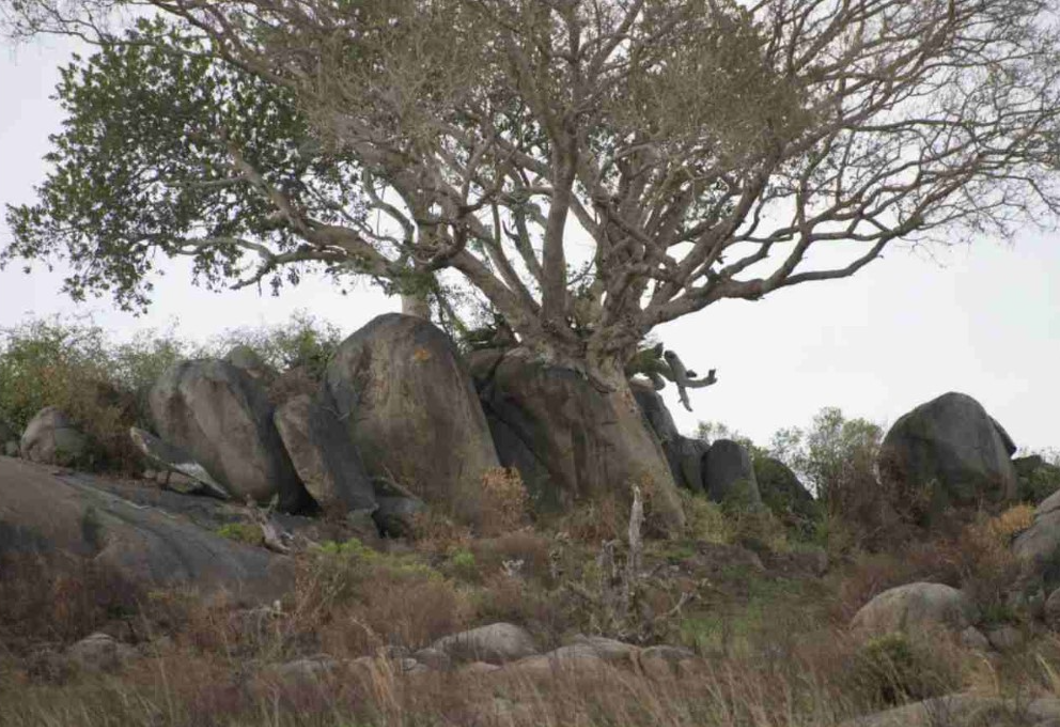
[2,34,1058,453]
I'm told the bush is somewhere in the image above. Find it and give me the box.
[204,310,343,380]
[848,633,960,707]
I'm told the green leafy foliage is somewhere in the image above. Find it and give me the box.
[204,310,344,379]
[3,18,368,311]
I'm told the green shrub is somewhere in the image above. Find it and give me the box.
[205,310,343,379]
[215,523,263,545]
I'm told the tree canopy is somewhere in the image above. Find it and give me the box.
[5,0,1060,383]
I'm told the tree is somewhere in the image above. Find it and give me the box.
[4,1,1060,386]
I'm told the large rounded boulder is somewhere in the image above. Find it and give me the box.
[148,359,310,512]
[471,349,685,530]
[851,582,979,639]
[325,314,500,525]
[878,392,1017,515]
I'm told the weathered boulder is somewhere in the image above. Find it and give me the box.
[877,393,1018,515]
[471,348,685,530]
[371,478,426,536]
[66,633,138,673]
[1014,455,1060,504]
[703,439,762,508]
[0,457,290,601]
[754,456,818,525]
[223,345,277,382]
[850,583,979,639]
[1013,489,1060,588]
[326,314,499,524]
[128,427,229,500]
[273,394,376,512]
[430,623,539,665]
[633,383,708,494]
[149,359,311,512]
[19,406,91,466]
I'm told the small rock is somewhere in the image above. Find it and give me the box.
[553,635,640,664]
[4,440,21,457]
[959,627,990,651]
[985,625,1024,653]
[412,647,452,671]
[1045,587,1060,629]
[272,655,340,681]
[508,651,610,676]
[432,623,538,665]
[142,468,158,481]
[638,645,698,678]
[461,661,501,675]
[66,632,137,672]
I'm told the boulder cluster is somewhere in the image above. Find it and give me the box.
[3,313,1060,601]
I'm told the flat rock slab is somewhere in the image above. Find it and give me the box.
[129,427,230,500]
[0,457,291,603]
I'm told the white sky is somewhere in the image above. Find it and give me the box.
[2,35,1058,453]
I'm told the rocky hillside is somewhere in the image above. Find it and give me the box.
[2,313,1060,726]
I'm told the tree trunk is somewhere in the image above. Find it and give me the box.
[401,293,430,319]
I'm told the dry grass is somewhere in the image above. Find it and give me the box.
[2,495,1057,727]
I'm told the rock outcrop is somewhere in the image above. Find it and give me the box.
[0,457,289,601]
[149,359,311,512]
[19,406,90,466]
[273,394,376,512]
[878,393,1017,515]
[703,439,762,507]
[471,348,685,530]
[325,314,500,525]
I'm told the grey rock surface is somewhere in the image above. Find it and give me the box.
[273,394,376,512]
[149,359,310,512]
[850,582,979,638]
[431,623,539,665]
[703,439,762,507]
[326,314,499,524]
[0,457,291,602]
[20,407,90,466]
[129,427,229,500]
[470,348,685,530]
[878,392,1018,513]
[1014,489,1060,589]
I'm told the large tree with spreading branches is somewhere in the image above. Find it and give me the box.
[4,0,1060,389]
